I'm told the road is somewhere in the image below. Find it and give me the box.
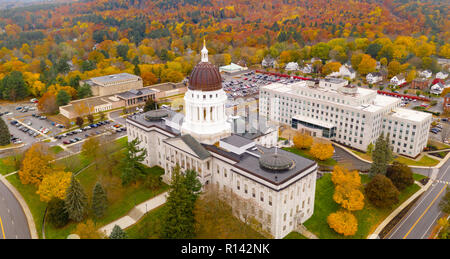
[385,159,450,239]
[0,178,31,239]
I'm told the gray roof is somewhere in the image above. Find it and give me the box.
[234,146,316,186]
[221,134,253,148]
[179,135,211,160]
[204,144,316,187]
[116,88,157,99]
[89,73,140,86]
[126,109,181,135]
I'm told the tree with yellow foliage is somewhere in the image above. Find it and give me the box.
[36,171,72,202]
[331,166,364,211]
[327,210,358,236]
[18,143,53,186]
[310,142,334,161]
[321,62,341,76]
[331,166,361,189]
[293,132,313,150]
[333,185,365,211]
[74,219,105,239]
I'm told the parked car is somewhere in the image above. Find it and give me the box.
[63,141,70,145]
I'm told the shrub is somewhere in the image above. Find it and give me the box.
[386,162,414,191]
[365,174,399,208]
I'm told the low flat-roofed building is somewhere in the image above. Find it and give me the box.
[82,73,143,96]
[219,63,248,74]
[59,95,125,120]
[116,88,157,107]
[148,82,188,100]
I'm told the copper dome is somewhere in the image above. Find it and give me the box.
[188,62,222,91]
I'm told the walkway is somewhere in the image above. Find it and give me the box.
[99,191,168,236]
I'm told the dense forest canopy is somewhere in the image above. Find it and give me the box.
[0,0,447,103]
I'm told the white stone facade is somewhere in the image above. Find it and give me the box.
[259,79,432,157]
[181,88,231,144]
[126,116,317,239]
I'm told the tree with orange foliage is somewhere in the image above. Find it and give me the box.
[18,143,53,186]
[310,142,334,161]
[38,92,58,114]
[140,71,158,86]
[327,210,358,236]
[293,132,313,150]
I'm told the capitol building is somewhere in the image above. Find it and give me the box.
[125,42,318,239]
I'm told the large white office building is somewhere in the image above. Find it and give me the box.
[125,42,317,239]
[259,78,432,157]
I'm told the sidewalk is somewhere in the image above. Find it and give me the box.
[99,191,168,236]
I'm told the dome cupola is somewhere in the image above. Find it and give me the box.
[259,149,295,172]
[188,40,223,92]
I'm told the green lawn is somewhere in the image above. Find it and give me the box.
[126,205,167,239]
[283,147,337,167]
[395,155,439,167]
[6,135,168,239]
[44,157,168,239]
[351,149,439,167]
[413,173,427,182]
[0,156,18,175]
[303,173,420,239]
[49,145,64,154]
[283,232,308,239]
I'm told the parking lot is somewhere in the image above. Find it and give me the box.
[53,119,127,147]
[1,100,128,153]
[222,71,305,100]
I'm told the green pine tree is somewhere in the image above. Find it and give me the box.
[109,225,127,239]
[65,175,88,222]
[161,165,200,239]
[91,182,108,219]
[120,138,147,185]
[384,133,393,164]
[0,117,11,146]
[369,133,389,177]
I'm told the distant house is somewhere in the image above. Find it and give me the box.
[285,62,299,71]
[376,61,381,70]
[366,72,383,84]
[418,70,432,79]
[436,72,449,80]
[301,64,313,74]
[444,93,450,111]
[262,56,278,68]
[219,63,247,74]
[329,64,356,79]
[390,74,406,86]
[310,57,322,63]
[411,78,430,90]
[430,82,445,95]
